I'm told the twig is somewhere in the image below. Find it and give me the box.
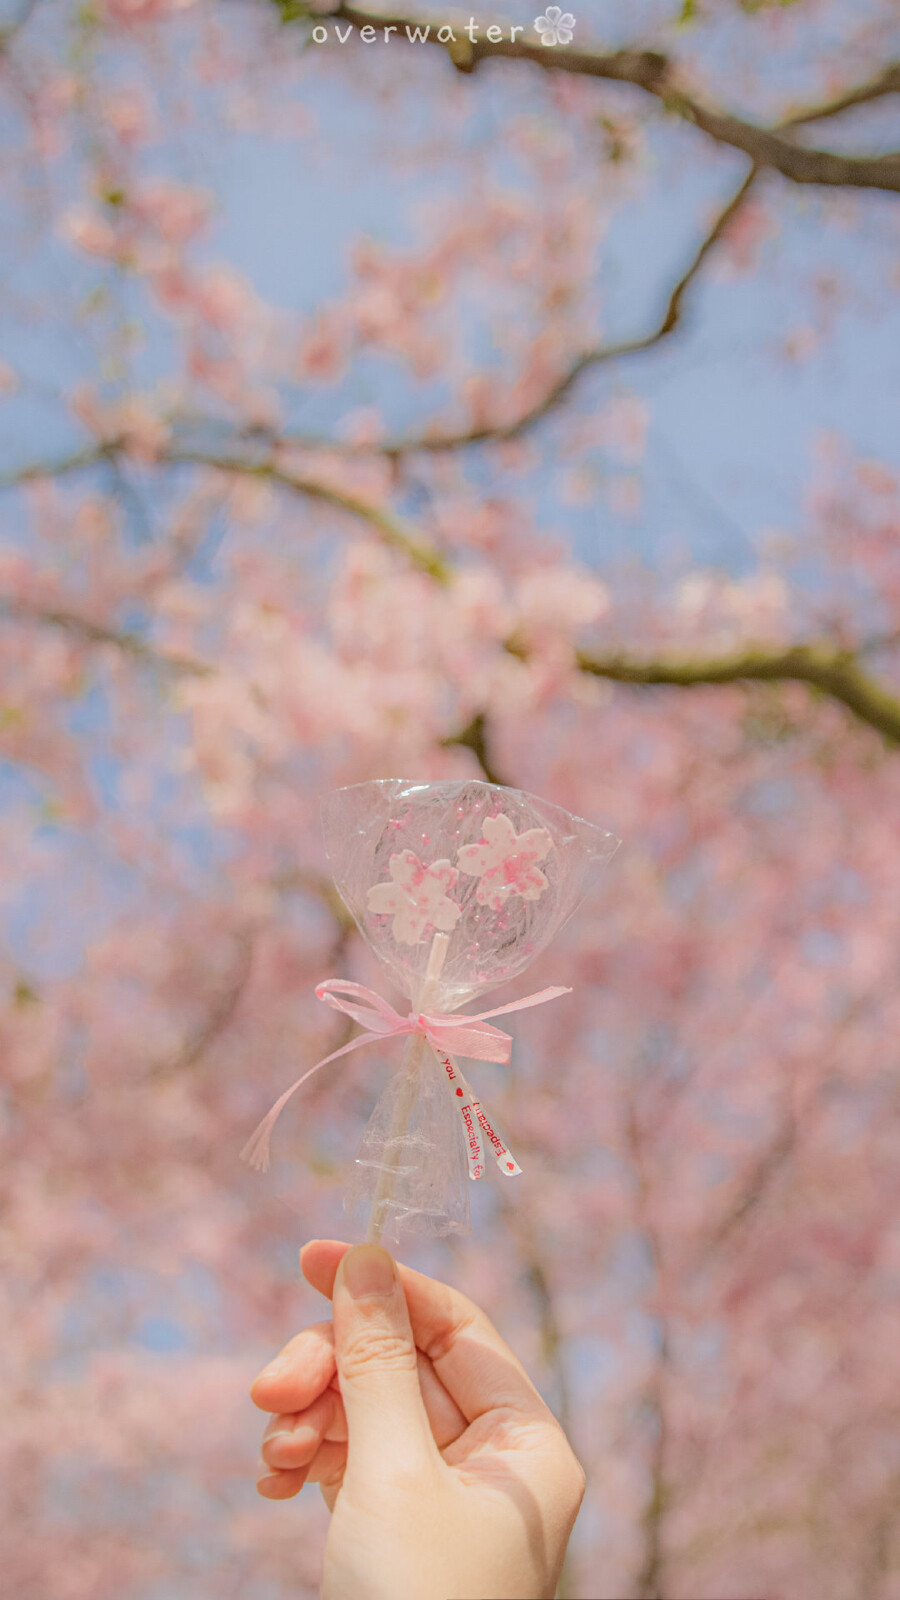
[261,168,759,456]
[575,640,900,747]
[440,712,509,785]
[308,8,900,194]
[0,442,450,582]
[0,597,211,676]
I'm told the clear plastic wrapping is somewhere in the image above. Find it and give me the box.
[322,778,618,1010]
[321,779,618,1244]
[242,778,618,1245]
[343,1038,472,1240]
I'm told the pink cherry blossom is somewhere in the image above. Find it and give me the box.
[366,850,462,945]
[1,7,898,1597]
[457,813,553,911]
[61,206,127,262]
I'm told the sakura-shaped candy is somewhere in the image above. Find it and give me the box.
[456,813,553,910]
[241,778,619,1245]
[366,850,461,944]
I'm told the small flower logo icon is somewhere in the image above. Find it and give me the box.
[533,5,575,45]
[366,850,462,945]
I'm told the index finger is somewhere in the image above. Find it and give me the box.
[250,1319,337,1414]
[300,1239,548,1426]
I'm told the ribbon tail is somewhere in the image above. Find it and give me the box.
[430,1022,512,1065]
[315,979,405,1033]
[469,985,572,1025]
[240,1029,388,1173]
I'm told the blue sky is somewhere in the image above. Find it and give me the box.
[0,0,897,990]
[1,0,898,574]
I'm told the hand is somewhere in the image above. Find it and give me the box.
[250,1239,585,1600]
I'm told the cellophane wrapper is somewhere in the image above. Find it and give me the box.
[322,778,619,1242]
[343,1040,472,1239]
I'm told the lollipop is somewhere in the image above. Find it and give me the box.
[241,779,619,1244]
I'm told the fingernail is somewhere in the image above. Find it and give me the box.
[260,1354,290,1380]
[262,1425,294,1446]
[265,1426,319,1473]
[341,1243,395,1300]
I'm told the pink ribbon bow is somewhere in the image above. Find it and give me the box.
[240,978,571,1173]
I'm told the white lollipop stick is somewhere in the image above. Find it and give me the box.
[366,930,450,1244]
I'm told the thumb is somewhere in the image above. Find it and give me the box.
[332,1243,437,1477]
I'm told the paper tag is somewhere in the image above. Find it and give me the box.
[430,1046,486,1180]
[469,1097,522,1176]
[430,1045,521,1178]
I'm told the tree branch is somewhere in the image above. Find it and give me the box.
[270,865,357,936]
[0,442,450,582]
[7,453,900,753]
[165,448,450,580]
[150,927,255,1083]
[575,641,900,746]
[314,7,900,194]
[0,0,41,48]
[704,1114,795,1254]
[373,167,757,452]
[165,169,756,461]
[0,597,212,676]
[779,62,900,128]
[0,443,118,488]
[493,1194,577,1598]
[624,1096,672,1600]
[440,711,509,784]
[7,593,900,758]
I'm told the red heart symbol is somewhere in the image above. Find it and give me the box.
[506,1161,514,1170]
[456,1087,463,1096]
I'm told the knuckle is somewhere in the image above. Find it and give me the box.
[318,1455,346,1489]
[513,1416,586,1509]
[263,1412,296,1440]
[568,1454,587,1506]
[338,1327,418,1381]
[424,1301,480,1365]
[489,1407,537,1451]
[555,1438,586,1508]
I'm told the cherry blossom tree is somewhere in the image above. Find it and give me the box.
[1,1,899,1596]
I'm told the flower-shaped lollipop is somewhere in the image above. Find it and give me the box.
[456,813,553,909]
[242,779,618,1245]
[366,850,461,944]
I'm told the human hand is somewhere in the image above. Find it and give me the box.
[250,1239,585,1600]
